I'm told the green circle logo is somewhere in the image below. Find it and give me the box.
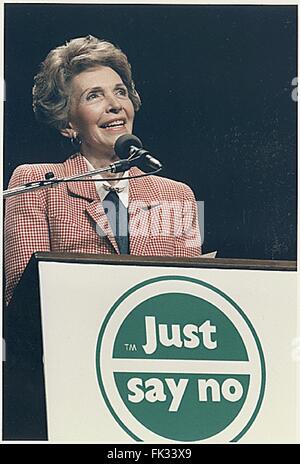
[96,276,265,442]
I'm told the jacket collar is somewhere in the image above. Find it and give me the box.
[64,152,99,201]
[63,152,161,206]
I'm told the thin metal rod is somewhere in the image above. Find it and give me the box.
[3,165,113,199]
[3,159,161,199]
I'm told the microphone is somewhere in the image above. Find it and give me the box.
[113,134,163,173]
[115,134,143,158]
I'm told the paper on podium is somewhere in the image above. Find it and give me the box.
[199,251,217,258]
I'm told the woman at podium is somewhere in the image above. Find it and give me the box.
[4,35,202,304]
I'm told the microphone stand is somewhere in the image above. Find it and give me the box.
[3,158,135,199]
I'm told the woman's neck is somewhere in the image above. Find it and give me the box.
[80,144,123,183]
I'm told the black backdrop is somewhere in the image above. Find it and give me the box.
[4,3,297,260]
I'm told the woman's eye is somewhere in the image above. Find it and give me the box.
[116,88,128,97]
[86,92,101,101]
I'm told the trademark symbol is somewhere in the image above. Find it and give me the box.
[124,343,137,352]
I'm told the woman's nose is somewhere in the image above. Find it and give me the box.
[105,93,123,113]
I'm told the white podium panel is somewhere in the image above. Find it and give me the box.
[38,261,298,443]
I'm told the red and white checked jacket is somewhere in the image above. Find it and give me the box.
[4,153,201,304]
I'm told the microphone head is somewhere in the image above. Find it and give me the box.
[114,134,143,159]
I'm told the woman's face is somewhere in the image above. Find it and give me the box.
[68,66,135,157]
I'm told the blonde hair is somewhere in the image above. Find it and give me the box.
[32,35,141,130]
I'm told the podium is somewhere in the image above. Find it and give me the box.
[3,252,298,443]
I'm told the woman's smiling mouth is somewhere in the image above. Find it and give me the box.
[100,118,126,129]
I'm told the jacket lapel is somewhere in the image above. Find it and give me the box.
[63,153,120,253]
[85,201,120,253]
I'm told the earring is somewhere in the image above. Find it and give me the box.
[70,131,82,151]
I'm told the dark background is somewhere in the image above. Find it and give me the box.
[4,3,297,260]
